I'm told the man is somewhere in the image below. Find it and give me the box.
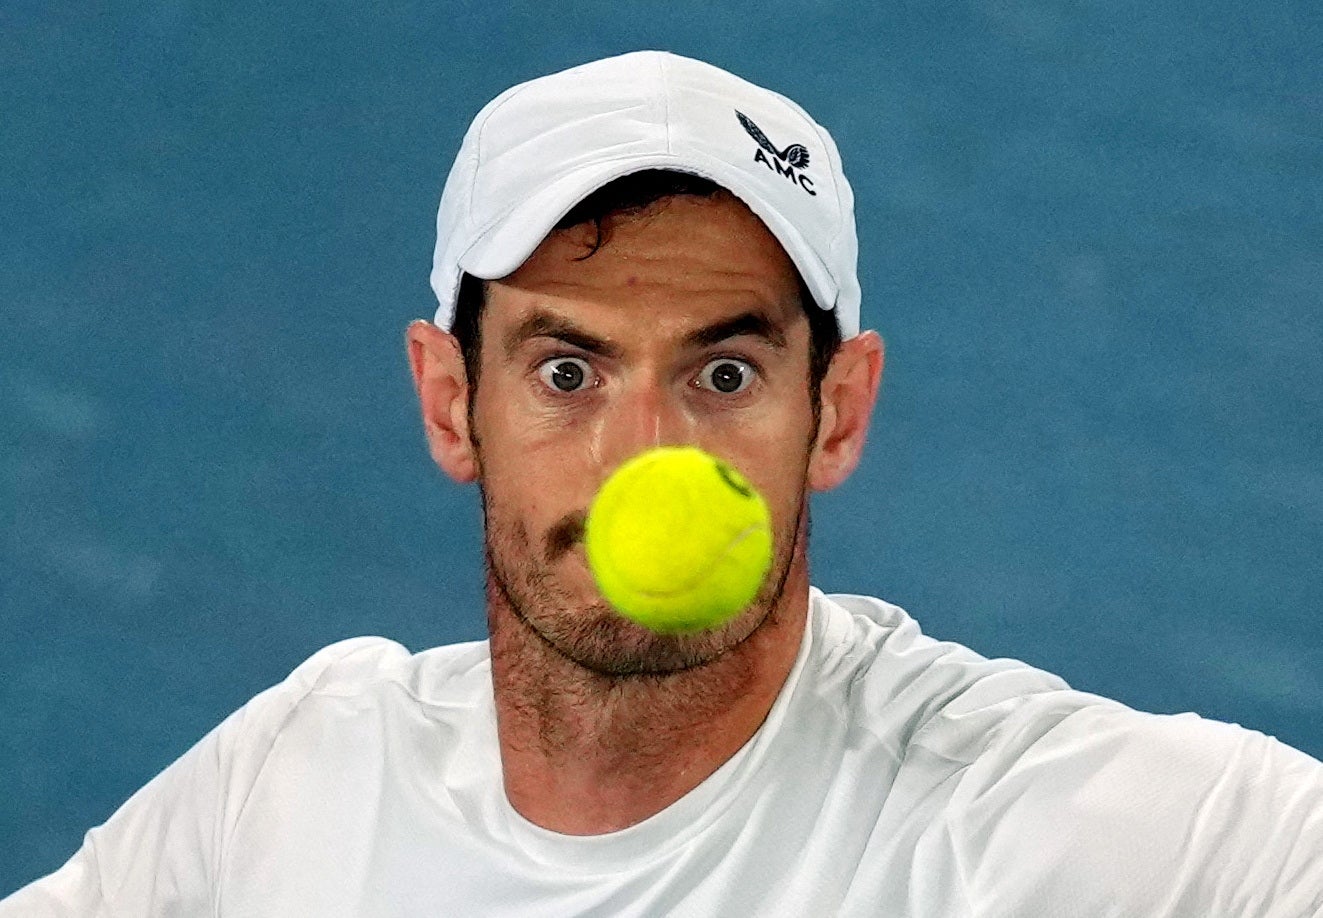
[4,50,1321,917]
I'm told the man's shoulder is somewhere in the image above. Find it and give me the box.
[809,590,1086,763]
[205,635,494,784]
[225,635,492,740]
[274,635,492,706]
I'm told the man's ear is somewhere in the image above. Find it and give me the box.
[808,330,884,492]
[406,319,478,483]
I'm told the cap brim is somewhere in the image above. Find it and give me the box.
[452,156,845,334]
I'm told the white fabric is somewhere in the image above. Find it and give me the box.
[429,51,861,337]
[5,589,1322,916]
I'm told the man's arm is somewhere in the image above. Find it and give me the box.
[2,709,242,917]
[951,701,1323,916]
[0,637,393,918]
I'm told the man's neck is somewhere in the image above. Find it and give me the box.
[489,572,811,835]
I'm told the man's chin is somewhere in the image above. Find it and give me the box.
[513,597,761,678]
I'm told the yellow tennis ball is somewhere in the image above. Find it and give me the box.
[585,446,773,633]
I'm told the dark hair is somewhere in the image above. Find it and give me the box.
[452,170,842,408]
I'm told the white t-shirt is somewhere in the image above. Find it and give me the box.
[5,589,1322,917]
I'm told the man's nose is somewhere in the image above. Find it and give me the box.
[603,378,695,464]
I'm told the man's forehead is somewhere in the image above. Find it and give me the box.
[493,302,797,359]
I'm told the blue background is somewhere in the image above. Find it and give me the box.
[3,0,1319,893]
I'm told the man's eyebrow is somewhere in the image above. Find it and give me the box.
[502,310,624,360]
[502,308,789,359]
[683,310,788,351]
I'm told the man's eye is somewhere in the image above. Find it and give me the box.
[696,358,755,394]
[537,357,594,393]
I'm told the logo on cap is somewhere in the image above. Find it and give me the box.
[736,111,816,196]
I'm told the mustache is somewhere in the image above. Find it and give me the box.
[544,513,586,563]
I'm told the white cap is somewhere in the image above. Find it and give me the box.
[430,50,860,338]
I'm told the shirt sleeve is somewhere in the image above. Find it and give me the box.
[0,637,398,918]
[949,700,1323,917]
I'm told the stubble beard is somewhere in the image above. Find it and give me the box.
[479,483,805,679]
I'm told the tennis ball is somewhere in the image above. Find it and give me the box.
[585,446,773,633]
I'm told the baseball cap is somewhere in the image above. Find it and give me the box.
[430,50,860,338]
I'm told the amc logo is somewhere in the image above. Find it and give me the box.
[736,111,816,196]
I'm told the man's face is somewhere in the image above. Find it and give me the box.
[469,191,818,676]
